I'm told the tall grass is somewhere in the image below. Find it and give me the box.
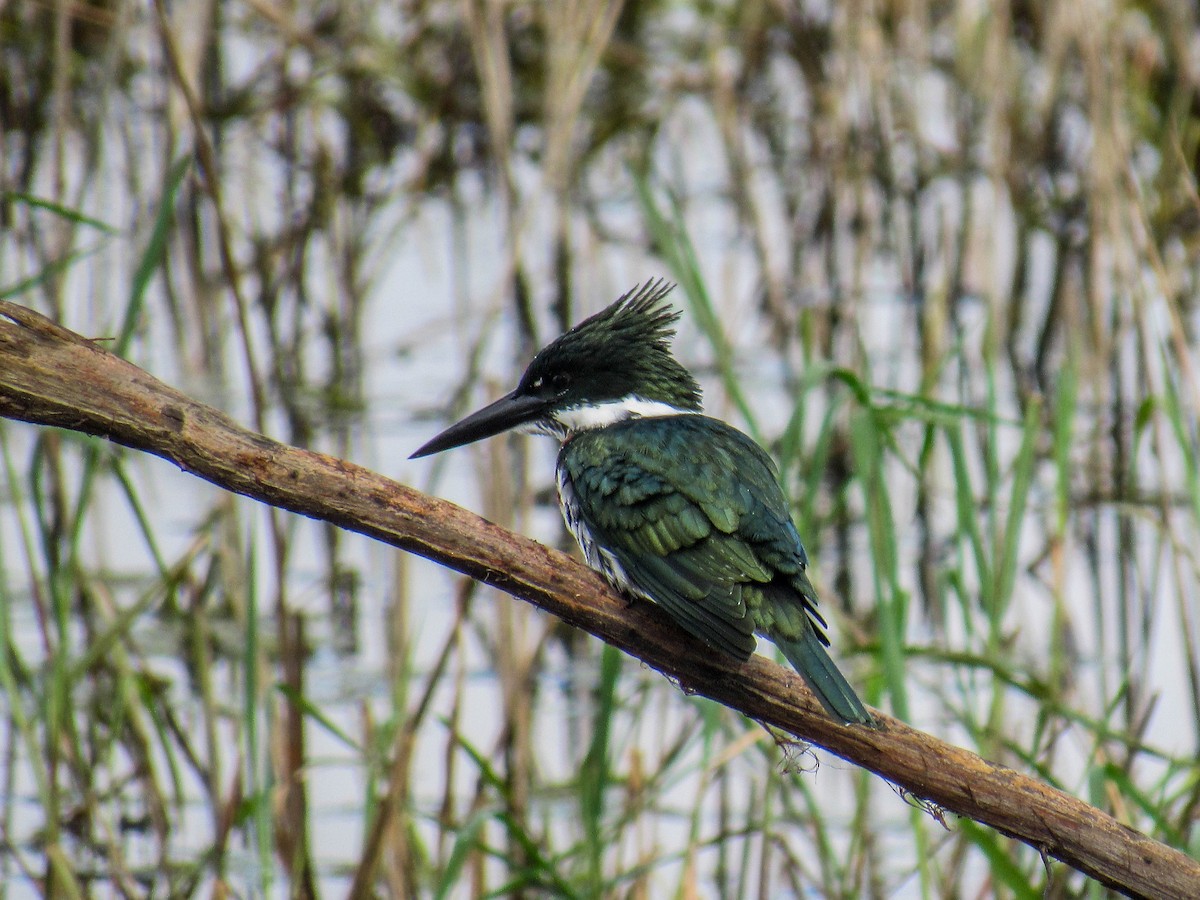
[2,1,1200,897]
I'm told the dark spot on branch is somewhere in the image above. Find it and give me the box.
[162,405,185,432]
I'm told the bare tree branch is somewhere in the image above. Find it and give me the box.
[0,300,1196,899]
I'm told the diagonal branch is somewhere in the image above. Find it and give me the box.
[0,300,1196,899]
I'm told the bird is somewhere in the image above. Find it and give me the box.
[411,280,875,727]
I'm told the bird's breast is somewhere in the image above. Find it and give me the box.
[555,459,638,597]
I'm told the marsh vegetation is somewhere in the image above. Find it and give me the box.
[2,1,1199,896]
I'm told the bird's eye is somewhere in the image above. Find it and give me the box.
[551,372,570,391]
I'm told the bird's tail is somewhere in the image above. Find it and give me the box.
[774,628,877,728]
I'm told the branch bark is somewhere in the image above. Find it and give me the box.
[0,300,1195,899]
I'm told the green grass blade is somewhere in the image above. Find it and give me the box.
[117,154,191,357]
[3,191,121,234]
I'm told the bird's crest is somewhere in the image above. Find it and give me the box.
[524,279,703,413]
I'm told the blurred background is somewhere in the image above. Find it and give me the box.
[2,0,1199,896]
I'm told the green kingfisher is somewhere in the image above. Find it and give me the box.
[411,281,875,726]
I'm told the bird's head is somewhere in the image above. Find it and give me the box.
[410,279,703,458]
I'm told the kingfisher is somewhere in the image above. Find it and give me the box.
[411,280,875,726]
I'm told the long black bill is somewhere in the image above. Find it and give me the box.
[410,389,549,459]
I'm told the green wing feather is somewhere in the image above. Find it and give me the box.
[561,415,874,726]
